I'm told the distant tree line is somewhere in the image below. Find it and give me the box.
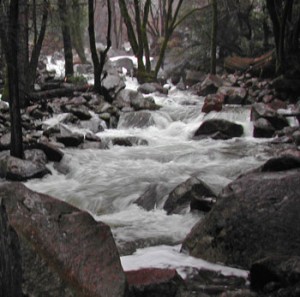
[0,0,299,160]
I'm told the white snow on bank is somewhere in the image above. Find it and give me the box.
[121,245,249,280]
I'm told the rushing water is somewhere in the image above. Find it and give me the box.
[25,73,273,278]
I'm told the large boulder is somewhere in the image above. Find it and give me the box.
[197,74,224,96]
[218,86,248,105]
[0,182,128,297]
[182,164,300,269]
[193,119,244,140]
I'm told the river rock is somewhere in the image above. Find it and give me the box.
[251,103,289,135]
[253,118,275,138]
[126,268,184,297]
[197,74,224,96]
[250,256,300,296]
[138,82,167,95]
[135,183,170,211]
[182,166,300,269]
[193,119,244,140]
[202,93,224,113]
[218,86,248,105]
[163,177,216,215]
[56,132,84,147]
[0,182,128,297]
[0,155,51,181]
[102,73,126,99]
[33,141,64,162]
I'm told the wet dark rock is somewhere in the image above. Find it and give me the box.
[197,74,224,97]
[0,155,51,181]
[251,103,289,135]
[110,136,148,147]
[182,166,300,269]
[135,184,170,211]
[250,256,300,296]
[63,105,92,120]
[56,133,84,147]
[253,118,275,138]
[131,95,160,111]
[32,141,64,162]
[0,182,128,297]
[193,119,243,140]
[260,155,300,172]
[190,197,216,213]
[127,268,184,297]
[218,86,248,105]
[163,177,216,215]
[202,93,224,113]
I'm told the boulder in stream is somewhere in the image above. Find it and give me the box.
[0,182,128,297]
[182,162,300,269]
[163,177,216,215]
[193,119,244,140]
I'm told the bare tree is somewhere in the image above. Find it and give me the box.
[0,0,24,158]
[58,0,74,78]
[88,0,112,94]
[118,0,197,83]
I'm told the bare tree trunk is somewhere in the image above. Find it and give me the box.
[18,0,29,107]
[0,201,22,297]
[0,0,24,159]
[58,0,74,78]
[70,0,87,64]
[210,0,218,75]
[27,0,49,91]
[88,0,111,94]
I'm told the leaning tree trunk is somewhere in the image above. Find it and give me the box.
[0,202,23,297]
[58,0,74,78]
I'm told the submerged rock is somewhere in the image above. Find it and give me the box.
[0,182,128,297]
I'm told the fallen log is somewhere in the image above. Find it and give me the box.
[224,50,275,77]
[28,84,92,102]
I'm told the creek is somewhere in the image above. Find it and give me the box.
[25,72,273,279]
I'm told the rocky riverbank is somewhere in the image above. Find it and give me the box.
[1,57,300,296]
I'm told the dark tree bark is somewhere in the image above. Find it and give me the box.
[266,0,295,74]
[18,0,29,107]
[210,0,218,75]
[27,0,49,91]
[58,0,74,78]
[88,0,111,94]
[0,201,22,297]
[0,0,24,158]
